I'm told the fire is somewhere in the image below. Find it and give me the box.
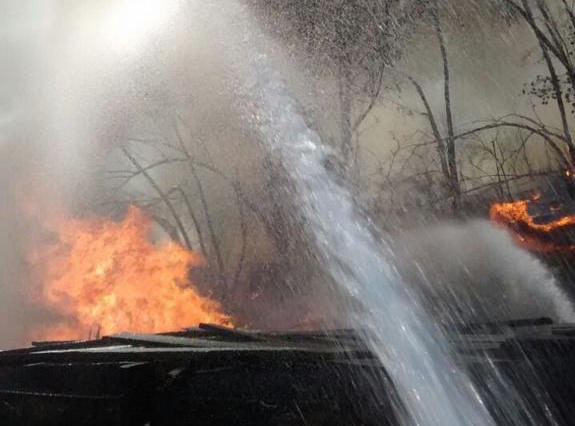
[27,206,231,341]
[490,199,575,252]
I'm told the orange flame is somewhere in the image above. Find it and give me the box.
[490,199,575,252]
[27,206,231,341]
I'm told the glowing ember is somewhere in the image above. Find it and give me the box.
[27,206,231,341]
[490,199,575,252]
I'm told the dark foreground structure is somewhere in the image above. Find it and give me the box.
[1,320,575,425]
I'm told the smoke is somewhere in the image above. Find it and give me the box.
[0,0,234,347]
[0,0,572,348]
[394,220,575,325]
[0,0,324,347]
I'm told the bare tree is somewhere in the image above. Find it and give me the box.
[252,0,427,177]
[405,1,461,211]
[506,0,575,160]
[106,130,252,301]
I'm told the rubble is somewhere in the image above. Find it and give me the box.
[2,321,575,425]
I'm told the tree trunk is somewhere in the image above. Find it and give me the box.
[434,3,460,211]
[409,77,450,183]
[339,60,354,174]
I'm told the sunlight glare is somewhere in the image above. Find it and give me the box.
[101,0,179,53]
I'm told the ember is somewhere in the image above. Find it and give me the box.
[26,206,231,341]
[490,198,575,252]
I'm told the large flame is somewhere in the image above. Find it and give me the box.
[27,206,231,341]
[490,198,575,252]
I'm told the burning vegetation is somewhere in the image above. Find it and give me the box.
[26,206,231,342]
[490,193,575,253]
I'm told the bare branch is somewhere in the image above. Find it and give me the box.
[353,61,385,131]
[171,186,208,257]
[174,126,227,292]
[110,158,186,191]
[408,77,450,180]
[230,181,248,292]
[121,147,193,250]
[539,33,574,155]
[453,121,570,167]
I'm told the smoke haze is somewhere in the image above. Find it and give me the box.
[394,220,575,325]
[0,0,573,348]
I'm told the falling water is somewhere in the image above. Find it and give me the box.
[233,41,496,425]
